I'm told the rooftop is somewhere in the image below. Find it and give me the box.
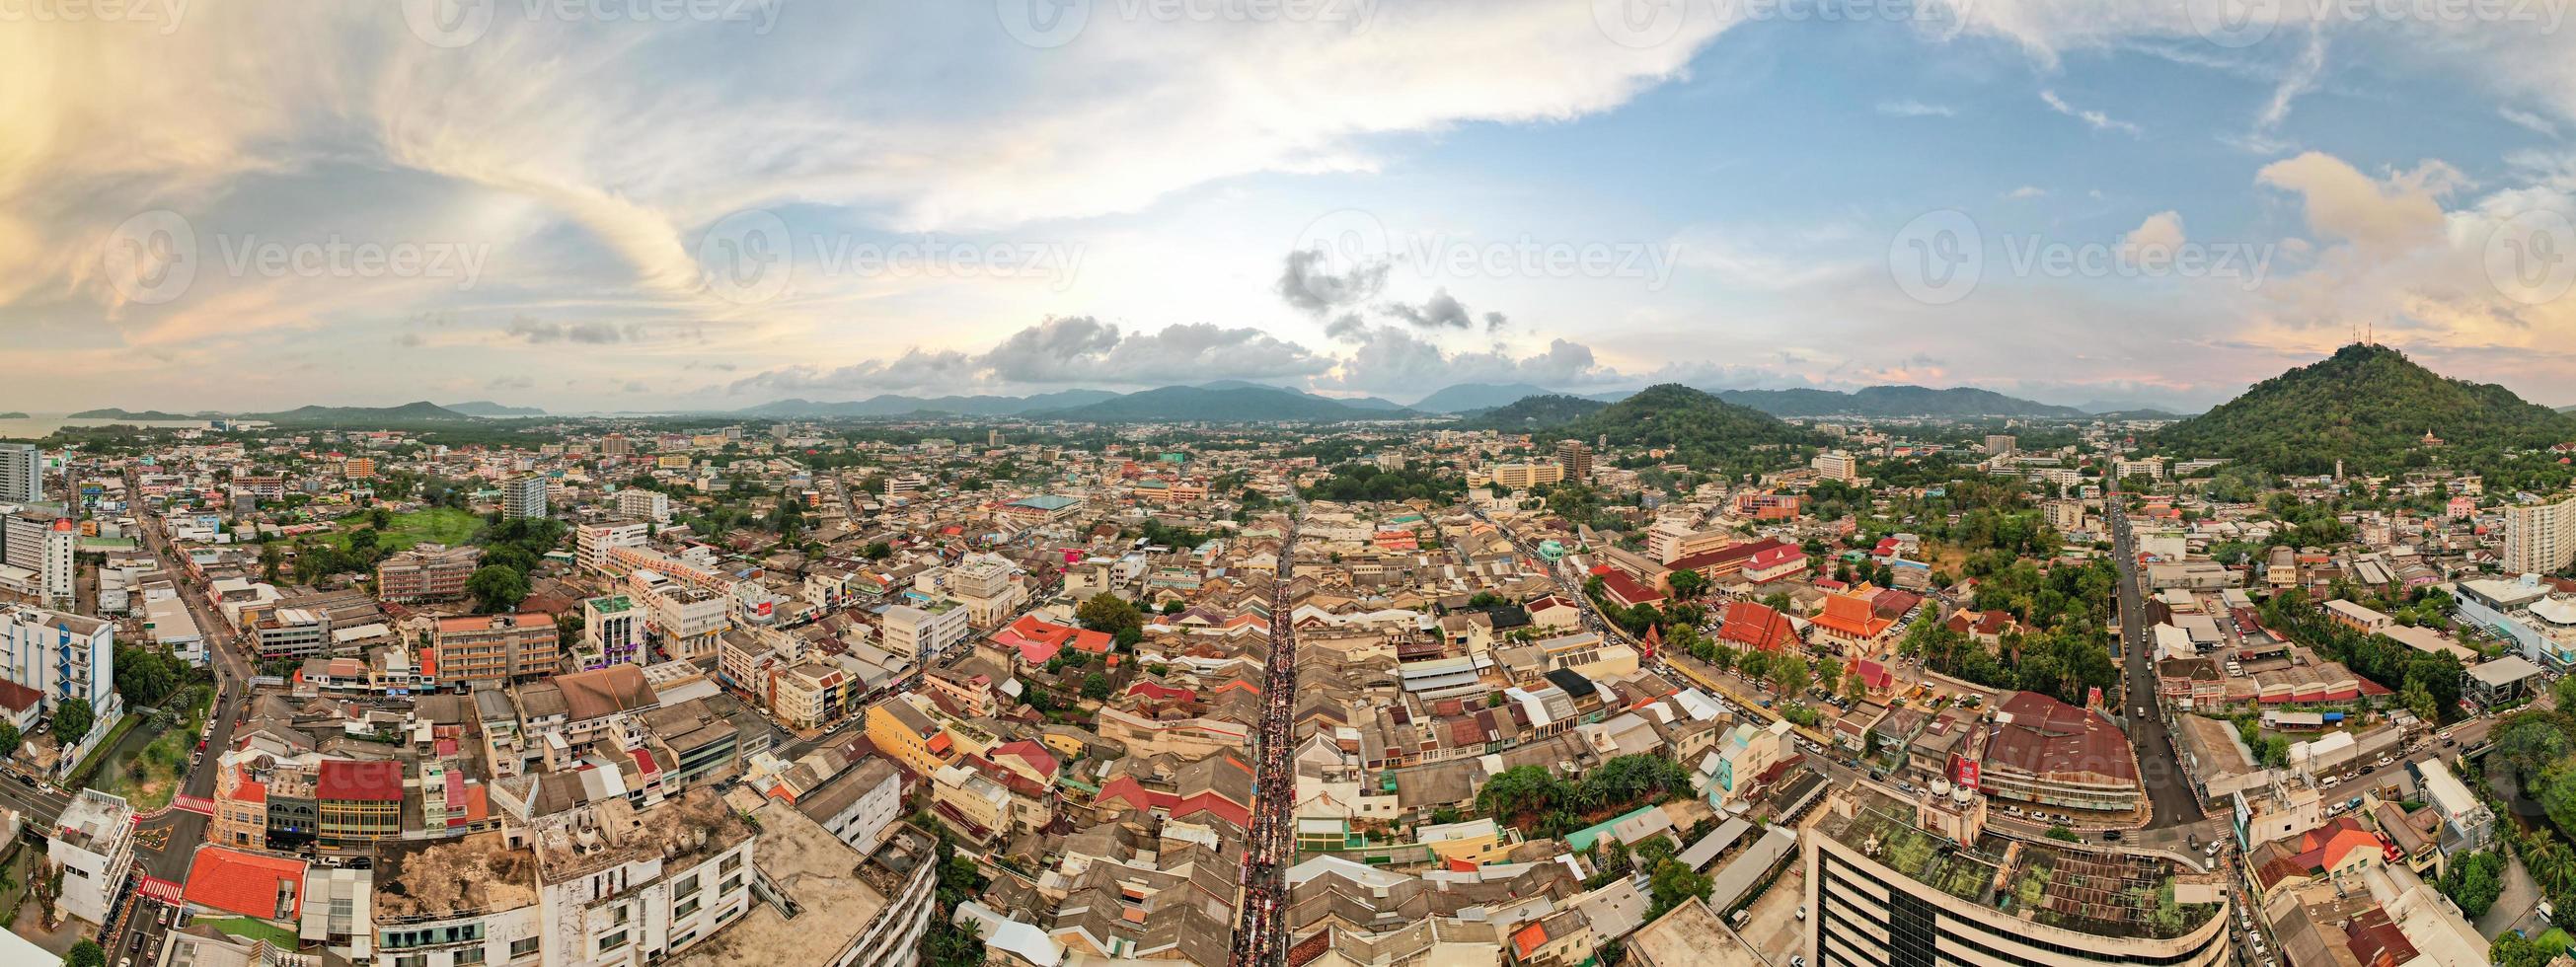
[671,797,934,966]
[372,832,539,922]
[530,787,751,882]
[1815,792,2221,940]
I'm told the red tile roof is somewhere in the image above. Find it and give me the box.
[182,847,307,921]
[1717,601,1798,652]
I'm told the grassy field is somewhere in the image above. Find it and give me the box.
[209,917,299,947]
[327,507,483,552]
[97,689,212,811]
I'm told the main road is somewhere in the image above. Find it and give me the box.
[2105,475,2207,830]
[124,474,257,884]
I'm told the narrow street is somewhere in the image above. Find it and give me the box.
[1232,510,1299,967]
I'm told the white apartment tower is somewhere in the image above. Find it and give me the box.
[2504,496,2576,575]
[503,475,551,520]
[0,444,41,502]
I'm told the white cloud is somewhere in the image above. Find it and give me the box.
[2039,90,2142,136]
[1876,100,1957,117]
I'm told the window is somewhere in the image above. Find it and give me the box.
[598,930,630,954]
[676,873,700,897]
[613,906,631,927]
[720,852,742,874]
[509,937,541,960]
[395,957,427,967]
[456,948,486,965]
[675,897,700,919]
[720,875,742,895]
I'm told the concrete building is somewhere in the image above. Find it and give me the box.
[0,605,119,737]
[1554,439,1593,481]
[1489,462,1566,489]
[577,521,650,574]
[50,789,138,926]
[580,595,645,670]
[1811,451,1858,484]
[370,833,545,967]
[502,475,550,520]
[376,545,482,603]
[531,789,756,966]
[2503,495,2576,576]
[879,602,970,665]
[0,444,41,502]
[670,799,939,967]
[618,488,672,524]
[0,510,76,606]
[431,612,564,686]
[1805,790,2230,967]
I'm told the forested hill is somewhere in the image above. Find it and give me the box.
[2155,343,2576,474]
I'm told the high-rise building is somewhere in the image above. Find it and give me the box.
[601,432,635,456]
[429,612,563,685]
[1489,461,1565,489]
[1984,434,2017,455]
[1811,451,1858,484]
[2504,496,2576,575]
[501,475,549,520]
[1554,439,1593,481]
[374,545,482,603]
[0,605,119,727]
[0,443,41,502]
[576,520,650,573]
[1805,791,2231,967]
[1,511,76,606]
[618,487,672,524]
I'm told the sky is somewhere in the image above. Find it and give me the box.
[5,0,2575,414]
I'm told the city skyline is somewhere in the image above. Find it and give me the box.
[6,2,2575,414]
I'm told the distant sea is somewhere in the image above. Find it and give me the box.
[0,413,213,438]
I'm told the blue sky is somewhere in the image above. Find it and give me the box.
[6,0,2573,412]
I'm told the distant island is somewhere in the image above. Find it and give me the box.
[69,408,195,420]
[0,412,25,419]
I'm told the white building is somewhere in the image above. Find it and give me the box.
[879,602,970,665]
[0,510,75,606]
[531,790,757,966]
[618,488,672,524]
[798,758,906,854]
[0,606,120,742]
[1811,451,1858,484]
[371,833,546,967]
[2503,495,2576,576]
[49,790,137,926]
[633,571,730,662]
[576,521,650,574]
[0,444,41,503]
[503,476,551,520]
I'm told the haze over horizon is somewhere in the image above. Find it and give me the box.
[8,1,2574,414]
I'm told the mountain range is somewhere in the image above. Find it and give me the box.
[1041,384,1411,423]
[735,389,1124,418]
[443,401,548,416]
[1409,383,1567,413]
[1418,382,2101,418]
[254,402,478,423]
[1454,395,1611,428]
[1544,384,1822,469]
[2155,343,2576,474]
[67,408,200,420]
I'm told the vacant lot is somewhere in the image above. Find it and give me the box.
[330,507,483,552]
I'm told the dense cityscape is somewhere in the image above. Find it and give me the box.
[0,342,2573,967]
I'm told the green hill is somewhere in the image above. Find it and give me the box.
[252,402,477,425]
[1455,395,1609,429]
[1038,385,1402,423]
[1549,384,1821,470]
[69,408,196,420]
[2154,343,2576,475]
[1717,385,2085,418]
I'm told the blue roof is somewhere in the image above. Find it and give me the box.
[1011,495,1079,510]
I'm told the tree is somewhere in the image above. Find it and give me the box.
[258,542,284,584]
[1075,593,1145,637]
[1645,859,1712,920]
[0,721,20,760]
[1080,673,1113,701]
[114,645,182,709]
[1665,569,1707,601]
[51,698,93,743]
[466,564,531,613]
[64,939,106,967]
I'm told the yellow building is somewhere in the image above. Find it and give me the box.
[865,696,953,777]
